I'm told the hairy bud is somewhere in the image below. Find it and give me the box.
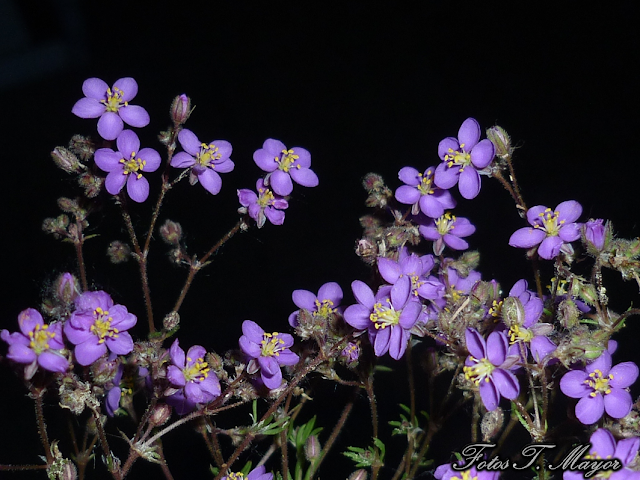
[170,94,192,126]
[348,469,368,480]
[160,219,183,246]
[68,134,95,161]
[481,407,504,441]
[304,435,321,461]
[107,241,131,264]
[163,311,180,331]
[51,147,85,174]
[149,403,172,427]
[486,125,512,159]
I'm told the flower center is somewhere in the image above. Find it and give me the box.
[197,142,222,168]
[101,87,128,112]
[489,300,503,318]
[444,143,472,171]
[463,356,495,385]
[535,208,565,236]
[369,299,401,330]
[226,473,245,480]
[257,187,275,207]
[509,324,534,344]
[435,213,456,235]
[183,357,209,383]
[276,149,300,173]
[417,169,435,195]
[28,324,55,354]
[120,151,146,179]
[453,471,478,480]
[584,369,613,397]
[261,332,286,357]
[91,307,119,344]
[314,298,336,317]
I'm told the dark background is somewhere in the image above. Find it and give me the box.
[1,2,639,479]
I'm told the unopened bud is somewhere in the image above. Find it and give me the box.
[55,272,81,303]
[77,172,103,198]
[149,403,172,427]
[51,147,84,174]
[170,94,192,126]
[355,238,378,265]
[481,407,504,441]
[501,296,525,327]
[486,125,512,159]
[91,358,118,385]
[160,219,183,246]
[348,469,368,480]
[57,197,80,214]
[304,435,321,461]
[583,219,608,253]
[362,173,386,193]
[163,311,180,331]
[61,461,78,480]
[107,241,131,264]
[68,134,95,161]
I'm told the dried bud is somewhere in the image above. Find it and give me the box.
[449,250,480,277]
[486,125,512,159]
[160,219,183,246]
[149,403,172,427]
[51,147,84,174]
[91,358,118,385]
[304,435,321,461]
[57,197,79,214]
[340,342,360,367]
[557,298,581,329]
[170,94,192,126]
[348,469,368,480]
[158,129,172,146]
[355,238,378,265]
[77,172,103,198]
[107,241,131,264]
[362,172,386,193]
[206,352,224,375]
[68,134,95,161]
[55,272,82,304]
[481,407,504,441]
[163,311,180,331]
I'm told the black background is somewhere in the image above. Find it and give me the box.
[1,2,639,479]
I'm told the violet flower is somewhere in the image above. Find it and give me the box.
[395,166,456,218]
[435,462,500,480]
[560,352,638,425]
[343,281,421,360]
[563,428,640,480]
[377,247,443,302]
[434,118,496,200]
[166,339,221,415]
[464,328,520,411]
[509,201,582,260]
[253,139,318,196]
[239,321,299,390]
[419,213,476,255]
[94,129,161,202]
[584,218,607,252]
[288,282,343,327]
[170,129,234,195]
[222,465,273,480]
[71,77,150,140]
[1,308,68,376]
[64,291,137,366]
[238,178,289,229]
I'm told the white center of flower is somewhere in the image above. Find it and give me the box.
[120,151,146,179]
[535,208,565,236]
[261,332,286,357]
[444,143,471,172]
[257,186,275,207]
[91,307,119,344]
[183,357,209,383]
[101,86,128,112]
[369,299,400,330]
[509,324,533,344]
[584,369,613,397]
[197,143,222,168]
[417,169,435,195]
[276,149,300,172]
[435,213,456,235]
[28,324,55,354]
[463,356,495,385]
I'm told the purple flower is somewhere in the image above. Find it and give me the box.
[1,308,68,375]
[434,118,496,200]
[340,342,360,365]
[253,139,318,196]
[343,281,421,360]
[419,213,476,255]
[288,282,343,327]
[584,218,607,252]
[509,201,582,260]
[238,179,289,229]
[222,465,273,480]
[435,462,500,480]
[239,321,299,390]
[71,77,150,141]
[94,130,161,202]
[166,339,221,415]
[464,328,520,411]
[64,291,137,366]
[377,247,442,301]
[560,352,638,425]
[395,166,456,218]
[170,129,234,195]
[563,428,640,480]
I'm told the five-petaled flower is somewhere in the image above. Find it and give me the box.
[560,350,638,425]
[1,308,68,376]
[435,462,500,480]
[395,166,456,218]
[170,129,235,195]
[238,178,289,228]
[253,139,318,196]
[64,291,137,366]
[94,130,161,202]
[343,280,421,360]
[166,339,221,415]
[509,201,582,260]
[419,212,476,255]
[434,118,496,200]
[71,77,150,140]
[288,281,343,327]
[239,320,299,390]
[222,465,273,480]
[463,328,520,411]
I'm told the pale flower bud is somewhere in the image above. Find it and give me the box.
[170,94,192,125]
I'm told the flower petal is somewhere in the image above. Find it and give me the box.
[509,227,546,249]
[270,170,293,196]
[458,166,481,200]
[177,129,201,156]
[458,118,481,150]
[198,169,222,195]
[609,362,639,388]
[492,369,519,400]
[604,388,632,418]
[470,139,495,169]
[292,289,317,310]
[71,97,105,118]
[575,394,604,424]
[290,167,319,188]
[560,370,590,398]
[97,112,124,141]
[113,77,138,102]
[82,78,108,99]
[126,174,149,203]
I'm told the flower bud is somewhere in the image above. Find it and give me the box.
[160,219,183,246]
[362,172,386,193]
[68,134,95,161]
[61,461,78,480]
[340,342,360,366]
[77,172,103,198]
[91,358,118,385]
[55,272,81,304]
[304,435,321,461]
[501,296,525,327]
[163,311,180,331]
[486,125,512,159]
[149,403,172,427]
[583,219,608,252]
[51,147,84,174]
[348,469,368,480]
[355,238,378,265]
[481,407,504,442]
[170,94,192,126]
[107,241,131,264]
